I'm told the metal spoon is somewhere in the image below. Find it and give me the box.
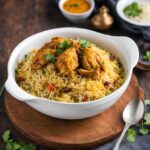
[113,100,144,150]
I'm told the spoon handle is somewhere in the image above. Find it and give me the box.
[113,123,130,150]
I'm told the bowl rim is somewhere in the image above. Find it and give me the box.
[6,27,136,106]
[116,0,150,27]
[58,0,95,16]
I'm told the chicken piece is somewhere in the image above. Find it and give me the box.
[72,40,81,51]
[49,37,66,49]
[78,68,101,80]
[32,49,55,69]
[78,68,94,77]
[91,68,101,80]
[79,44,103,70]
[39,37,66,50]
[55,47,79,75]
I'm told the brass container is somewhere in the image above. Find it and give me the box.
[92,5,114,30]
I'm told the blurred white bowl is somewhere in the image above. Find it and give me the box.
[116,0,150,27]
[5,28,139,120]
[58,0,95,23]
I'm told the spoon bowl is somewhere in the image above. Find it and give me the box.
[123,100,145,125]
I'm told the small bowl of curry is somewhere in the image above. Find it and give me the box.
[59,0,95,23]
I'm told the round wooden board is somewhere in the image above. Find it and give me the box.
[5,74,144,150]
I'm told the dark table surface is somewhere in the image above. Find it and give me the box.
[0,0,150,150]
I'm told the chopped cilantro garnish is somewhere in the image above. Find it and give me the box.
[79,39,90,48]
[126,128,137,142]
[2,130,36,150]
[124,2,142,17]
[45,54,55,63]
[56,40,71,54]
[143,51,150,61]
[139,127,149,135]
[56,48,64,54]
[143,112,150,125]
[2,130,10,143]
[144,99,150,106]
[59,40,70,49]
[126,100,150,143]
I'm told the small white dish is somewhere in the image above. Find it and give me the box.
[116,0,150,27]
[58,0,95,23]
[5,28,139,120]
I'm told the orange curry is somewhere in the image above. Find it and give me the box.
[63,0,91,14]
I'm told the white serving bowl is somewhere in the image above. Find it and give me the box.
[116,0,150,27]
[5,28,139,120]
[58,0,95,23]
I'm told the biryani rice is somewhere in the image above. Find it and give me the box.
[16,46,125,103]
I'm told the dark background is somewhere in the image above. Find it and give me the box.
[0,0,150,149]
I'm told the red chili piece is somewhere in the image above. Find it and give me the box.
[47,83,55,91]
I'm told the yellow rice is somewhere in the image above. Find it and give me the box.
[16,48,125,103]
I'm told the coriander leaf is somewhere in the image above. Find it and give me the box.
[11,142,21,150]
[6,142,13,150]
[126,128,137,142]
[0,84,4,97]
[144,112,150,125]
[8,139,13,143]
[56,48,64,54]
[79,39,90,48]
[124,2,142,17]
[2,130,36,150]
[56,40,71,54]
[2,130,10,143]
[143,51,150,61]
[59,40,70,50]
[45,54,55,63]
[20,143,36,150]
[144,99,150,106]
[139,127,149,135]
